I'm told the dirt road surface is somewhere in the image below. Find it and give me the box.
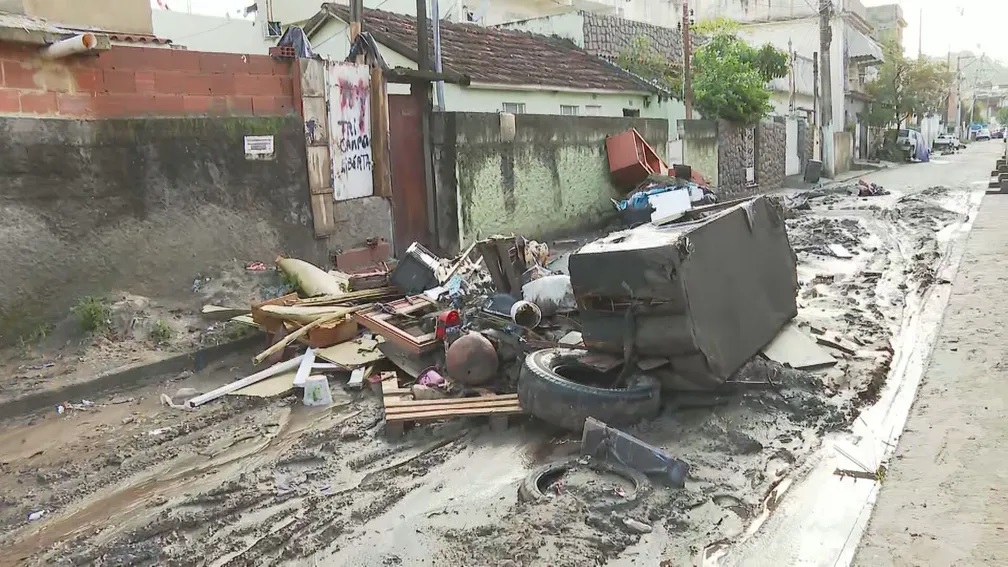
[722,141,1001,567]
[0,144,997,567]
[855,174,1008,565]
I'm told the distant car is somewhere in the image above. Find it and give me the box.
[896,128,923,161]
[977,128,992,141]
[934,133,962,152]
[993,128,1005,139]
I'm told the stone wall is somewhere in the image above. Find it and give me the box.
[717,122,753,198]
[757,119,786,190]
[433,113,668,252]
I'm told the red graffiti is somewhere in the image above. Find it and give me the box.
[338,78,369,132]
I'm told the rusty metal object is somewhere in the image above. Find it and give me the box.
[446,331,499,386]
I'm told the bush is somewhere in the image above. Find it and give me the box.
[73,297,111,333]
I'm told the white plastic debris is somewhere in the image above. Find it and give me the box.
[27,510,46,522]
[302,375,333,407]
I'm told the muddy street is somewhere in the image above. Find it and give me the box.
[0,145,995,567]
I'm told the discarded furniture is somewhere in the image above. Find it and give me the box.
[354,295,440,354]
[568,196,798,386]
[605,128,666,189]
[381,380,523,438]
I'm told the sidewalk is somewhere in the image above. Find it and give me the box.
[855,195,1008,565]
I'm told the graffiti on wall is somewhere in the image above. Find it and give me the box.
[327,63,373,200]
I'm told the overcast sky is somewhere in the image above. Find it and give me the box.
[172,0,1008,62]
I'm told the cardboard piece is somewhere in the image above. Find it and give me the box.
[762,322,837,369]
[315,336,386,369]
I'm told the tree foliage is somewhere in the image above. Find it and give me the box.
[617,29,788,125]
[617,36,682,95]
[693,17,740,36]
[996,105,1008,126]
[865,41,954,128]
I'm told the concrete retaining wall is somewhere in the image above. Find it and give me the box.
[0,116,325,342]
[433,113,668,252]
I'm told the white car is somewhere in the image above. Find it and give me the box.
[977,128,992,141]
[934,133,962,151]
[896,129,923,161]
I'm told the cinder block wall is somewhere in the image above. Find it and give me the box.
[432,113,668,252]
[0,43,296,118]
[0,42,327,342]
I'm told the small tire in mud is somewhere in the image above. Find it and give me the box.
[518,348,661,432]
[518,457,648,506]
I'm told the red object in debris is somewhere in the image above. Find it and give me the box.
[435,310,462,340]
[605,128,668,189]
[333,239,392,273]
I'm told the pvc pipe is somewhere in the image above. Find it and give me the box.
[510,300,542,329]
[42,33,99,60]
[188,354,305,408]
[432,0,446,110]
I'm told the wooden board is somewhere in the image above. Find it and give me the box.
[384,395,519,410]
[389,404,523,422]
[230,369,297,398]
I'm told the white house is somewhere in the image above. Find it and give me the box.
[690,0,885,174]
[299,4,669,119]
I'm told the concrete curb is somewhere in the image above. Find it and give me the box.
[0,334,261,418]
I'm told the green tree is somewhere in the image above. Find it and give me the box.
[693,17,740,36]
[997,106,1008,125]
[617,30,788,125]
[866,41,954,128]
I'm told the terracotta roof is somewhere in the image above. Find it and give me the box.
[0,11,171,45]
[308,3,654,93]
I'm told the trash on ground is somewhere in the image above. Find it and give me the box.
[856,179,890,197]
[581,417,690,488]
[302,375,334,407]
[276,256,345,296]
[27,510,46,522]
[761,323,837,369]
[570,196,798,387]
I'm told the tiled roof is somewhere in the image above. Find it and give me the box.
[0,11,171,45]
[312,4,654,93]
[582,13,683,65]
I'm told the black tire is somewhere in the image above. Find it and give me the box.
[518,348,661,432]
[518,457,649,507]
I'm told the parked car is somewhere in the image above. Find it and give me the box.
[993,127,1005,139]
[934,133,962,152]
[977,128,992,141]
[896,129,923,161]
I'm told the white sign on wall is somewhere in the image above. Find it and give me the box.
[327,62,373,201]
[244,135,275,160]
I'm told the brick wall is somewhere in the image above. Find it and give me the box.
[0,42,296,118]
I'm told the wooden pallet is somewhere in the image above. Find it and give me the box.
[381,381,523,438]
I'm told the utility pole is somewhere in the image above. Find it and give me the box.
[682,0,693,119]
[350,0,363,57]
[415,0,437,243]
[813,52,820,159]
[788,38,796,113]
[818,0,833,165]
[917,7,923,59]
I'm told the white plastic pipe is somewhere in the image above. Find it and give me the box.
[42,33,99,60]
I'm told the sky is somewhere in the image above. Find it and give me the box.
[863,0,1008,62]
[173,0,1008,64]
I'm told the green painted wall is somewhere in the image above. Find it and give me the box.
[436,113,668,248]
[679,119,719,186]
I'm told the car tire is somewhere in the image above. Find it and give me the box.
[518,457,649,507]
[518,348,661,432]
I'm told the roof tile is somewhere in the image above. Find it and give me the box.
[323,4,651,92]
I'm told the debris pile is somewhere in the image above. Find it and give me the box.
[192,195,807,454]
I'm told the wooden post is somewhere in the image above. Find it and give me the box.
[682,0,693,119]
[371,66,392,198]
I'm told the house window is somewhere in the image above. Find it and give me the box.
[585,105,602,116]
[502,102,525,114]
[560,105,579,116]
[623,108,640,117]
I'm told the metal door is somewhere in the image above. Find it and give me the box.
[388,93,430,256]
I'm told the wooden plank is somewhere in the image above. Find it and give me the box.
[388,405,524,422]
[370,66,392,198]
[385,399,521,413]
[310,192,336,237]
[384,394,518,408]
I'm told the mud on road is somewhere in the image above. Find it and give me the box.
[0,186,973,567]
